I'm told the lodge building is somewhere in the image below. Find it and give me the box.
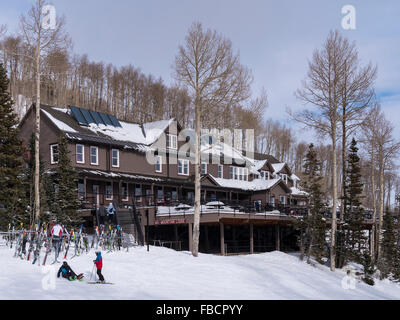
[18,104,309,255]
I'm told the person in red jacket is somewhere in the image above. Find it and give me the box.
[93,251,105,283]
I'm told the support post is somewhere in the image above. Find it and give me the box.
[250,223,254,254]
[146,209,149,251]
[188,223,193,253]
[275,224,280,251]
[205,225,210,253]
[220,221,225,255]
[174,225,179,242]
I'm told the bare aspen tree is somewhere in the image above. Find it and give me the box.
[19,0,70,223]
[362,105,400,262]
[173,22,252,257]
[288,30,354,271]
[0,25,6,38]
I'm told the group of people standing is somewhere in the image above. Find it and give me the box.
[49,222,106,283]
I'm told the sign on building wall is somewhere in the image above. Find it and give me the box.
[155,219,187,225]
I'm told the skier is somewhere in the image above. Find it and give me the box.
[93,251,105,283]
[57,261,83,281]
[107,202,116,224]
[51,222,63,262]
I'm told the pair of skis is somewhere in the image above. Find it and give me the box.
[64,228,74,259]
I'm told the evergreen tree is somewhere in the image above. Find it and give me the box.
[378,207,400,280]
[362,250,375,285]
[339,138,367,266]
[52,133,81,228]
[297,143,327,264]
[0,63,27,229]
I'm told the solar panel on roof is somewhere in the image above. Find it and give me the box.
[69,106,88,126]
[99,112,113,126]
[108,114,122,127]
[89,110,105,125]
[80,108,95,124]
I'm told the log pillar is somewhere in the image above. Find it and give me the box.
[174,225,179,242]
[250,223,254,254]
[275,224,280,251]
[205,225,210,253]
[220,221,225,255]
[188,223,193,252]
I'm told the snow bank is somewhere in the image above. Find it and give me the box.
[1,246,399,300]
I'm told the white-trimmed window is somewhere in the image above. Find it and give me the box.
[201,162,207,175]
[260,171,269,180]
[111,149,119,167]
[166,134,178,149]
[90,146,98,165]
[281,173,288,184]
[155,155,162,173]
[106,182,113,200]
[229,166,248,181]
[50,144,59,164]
[121,183,128,201]
[76,144,85,164]
[178,159,189,176]
[135,185,142,202]
[243,168,248,181]
[280,195,286,205]
[218,165,223,178]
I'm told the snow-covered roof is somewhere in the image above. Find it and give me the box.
[290,187,308,197]
[210,176,282,191]
[290,173,300,181]
[271,163,286,173]
[42,109,77,133]
[79,169,163,182]
[85,119,174,146]
[40,105,176,149]
[201,141,249,164]
[252,159,268,172]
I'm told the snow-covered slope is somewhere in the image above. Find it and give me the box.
[1,246,399,300]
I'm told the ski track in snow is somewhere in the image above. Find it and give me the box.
[1,246,400,300]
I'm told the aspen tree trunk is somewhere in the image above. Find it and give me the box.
[34,29,41,223]
[192,93,201,257]
[377,151,384,262]
[370,148,377,261]
[331,127,338,271]
[340,108,346,222]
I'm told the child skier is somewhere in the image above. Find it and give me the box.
[57,261,83,281]
[93,251,105,283]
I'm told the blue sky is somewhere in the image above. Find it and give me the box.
[2,0,400,143]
